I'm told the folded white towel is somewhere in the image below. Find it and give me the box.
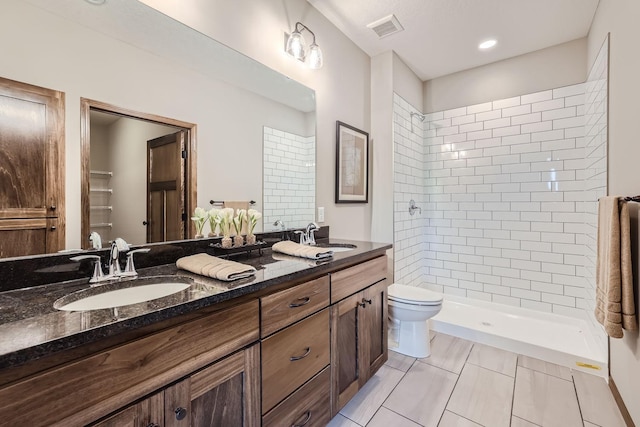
[272,241,333,260]
[176,253,256,281]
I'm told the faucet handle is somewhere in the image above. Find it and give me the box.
[70,255,105,284]
[308,229,317,245]
[293,230,306,245]
[123,248,151,277]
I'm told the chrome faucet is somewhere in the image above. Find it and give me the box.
[107,238,129,276]
[305,222,319,245]
[273,219,286,230]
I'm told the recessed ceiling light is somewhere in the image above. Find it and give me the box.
[84,0,106,5]
[479,39,497,50]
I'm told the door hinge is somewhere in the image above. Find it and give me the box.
[182,213,187,221]
[181,150,187,159]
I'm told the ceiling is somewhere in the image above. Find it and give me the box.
[308,0,599,81]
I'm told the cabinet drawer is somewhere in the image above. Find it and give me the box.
[262,308,330,413]
[330,255,387,303]
[262,367,331,427]
[0,300,259,427]
[261,275,329,337]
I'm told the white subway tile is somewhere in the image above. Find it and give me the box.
[484,284,511,295]
[502,163,530,174]
[452,114,476,125]
[553,84,584,98]
[511,288,541,300]
[493,96,521,109]
[484,117,511,129]
[532,98,565,113]
[502,134,531,145]
[492,295,521,307]
[493,126,521,137]
[510,142,542,154]
[443,106,467,118]
[553,116,584,130]
[521,90,552,104]
[467,129,493,140]
[511,112,542,125]
[467,101,493,114]
[502,104,532,117]
[522,121,553,134]
[541,106,576,121]
[541,293,575,307]
[476,109,502,122]
[531,129,565,142]
[459,121,483,133]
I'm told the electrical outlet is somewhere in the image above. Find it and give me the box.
[317,207,325,223]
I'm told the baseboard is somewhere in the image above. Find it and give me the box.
[609,377,636,427]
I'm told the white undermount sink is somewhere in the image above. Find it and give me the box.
[54,277,192,311]
[316,243,357,253]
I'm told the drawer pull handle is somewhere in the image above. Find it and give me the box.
[290,347,311,361]
[289,297,311,308]
[292,410,312,427]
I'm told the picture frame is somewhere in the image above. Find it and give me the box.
[335,121,369,203]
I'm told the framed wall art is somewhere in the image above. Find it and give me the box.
[335,121,369,203]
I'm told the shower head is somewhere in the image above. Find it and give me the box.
[410,112,426,122]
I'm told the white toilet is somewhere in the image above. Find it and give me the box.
[388,283,443,358]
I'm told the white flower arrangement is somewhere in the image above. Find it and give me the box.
[191,207,207,237]
[247,209,262,237]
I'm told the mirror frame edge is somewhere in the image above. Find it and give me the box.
[79,98,198,248]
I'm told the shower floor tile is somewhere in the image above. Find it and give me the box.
[329,332,626,427]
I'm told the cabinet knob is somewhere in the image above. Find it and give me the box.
[50,226,57,231]
[363,298,372,305]
[292,410,312,427]
[289,296,311,308]
[175,406,187,420]
[290,347,311,361]
[142,220,149,226]
[50,205,57,211]
[146,424,159,427]
[358,301,366,308]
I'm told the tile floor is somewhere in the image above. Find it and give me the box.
[328,332,626,427]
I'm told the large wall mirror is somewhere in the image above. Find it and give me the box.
[0,0,316,257]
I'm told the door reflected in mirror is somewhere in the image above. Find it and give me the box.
[82,100,197,249]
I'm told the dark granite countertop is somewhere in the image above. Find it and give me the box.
[0,239,391,371]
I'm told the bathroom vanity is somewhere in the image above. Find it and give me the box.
[0,239,390,426]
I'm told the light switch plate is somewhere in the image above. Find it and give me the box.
[317,207,325,223]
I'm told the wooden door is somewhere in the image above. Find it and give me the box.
[164,344,260,427]
[91,393,163,427]
[361,279,388,380]
[330,292,363,416]
[146,131,186,243]
[0,77,64,257]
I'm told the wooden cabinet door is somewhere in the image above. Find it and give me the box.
[164,344,260,427]
[91,392,163,427]
[361,279,388,381]
[330,292,363,416]
[0,77,65,257]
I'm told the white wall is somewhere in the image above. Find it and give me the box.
[141,0,372,241]
[371,52,424,245]
[0,0,314,249]
[424,38,588,113]
[588,1,640,424]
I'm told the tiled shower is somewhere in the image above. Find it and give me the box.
[393,37,609,357]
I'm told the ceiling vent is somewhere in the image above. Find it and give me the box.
[366,14,404,38]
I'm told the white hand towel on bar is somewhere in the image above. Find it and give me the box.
[595,196,638,338]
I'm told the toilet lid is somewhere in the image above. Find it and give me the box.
[388,283,443,305]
